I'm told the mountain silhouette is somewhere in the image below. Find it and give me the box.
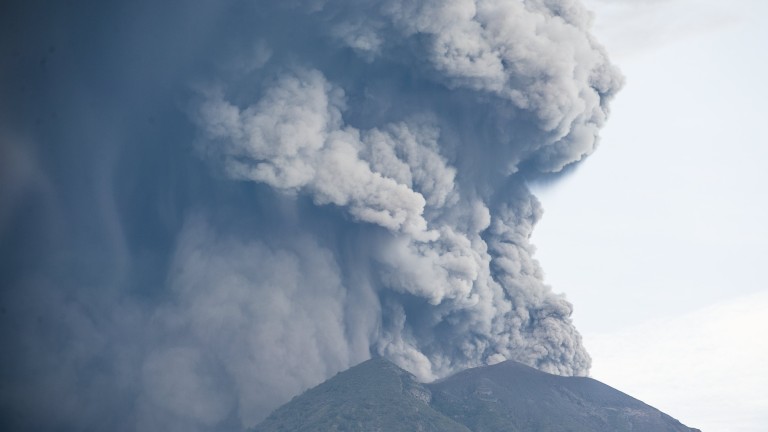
[253,358,700,432]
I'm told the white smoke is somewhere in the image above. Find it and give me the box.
[197,70,435,240]
[323,0,621,171]
[0,0,621,430]
[192,0,620,397]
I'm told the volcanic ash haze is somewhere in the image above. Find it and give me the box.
[0,0,622,430]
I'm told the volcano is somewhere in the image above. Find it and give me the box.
[253,358,699,432]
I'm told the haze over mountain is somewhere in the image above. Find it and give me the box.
[254,358,700,432]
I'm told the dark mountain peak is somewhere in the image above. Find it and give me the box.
[442,358,542,378]
[252,358,469,432]
[254,357,700,432]
[428,360,700,432]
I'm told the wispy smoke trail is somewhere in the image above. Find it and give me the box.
[0,0,621,430]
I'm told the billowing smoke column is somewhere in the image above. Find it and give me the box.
[0,0,621,431]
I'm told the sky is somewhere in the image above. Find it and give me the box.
[532,1,768,430]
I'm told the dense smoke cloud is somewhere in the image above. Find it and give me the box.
[0,0,621,430]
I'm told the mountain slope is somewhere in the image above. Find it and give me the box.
[252,357,470,432]
[253,358,700,432]
[428,360,700,432]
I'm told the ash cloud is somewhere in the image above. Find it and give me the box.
[0,0,621,430]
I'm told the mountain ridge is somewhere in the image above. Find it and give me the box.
[253,358,700,432]
[252,357,470,432]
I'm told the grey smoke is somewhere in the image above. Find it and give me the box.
[0,0,621,431]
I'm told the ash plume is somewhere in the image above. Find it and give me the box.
[0,0,621,430]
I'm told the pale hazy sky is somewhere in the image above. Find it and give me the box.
[532,1,768,431]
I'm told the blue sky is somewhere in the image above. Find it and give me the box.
[532,1,768,430]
